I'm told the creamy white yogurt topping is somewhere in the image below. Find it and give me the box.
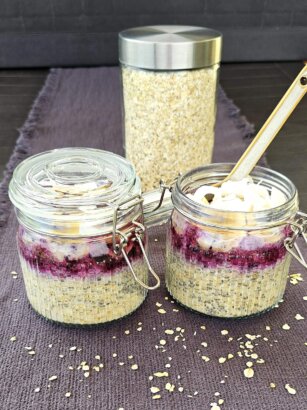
[188,177,286,212]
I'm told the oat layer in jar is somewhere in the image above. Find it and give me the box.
[165,163,306,318]
[9,148,160,326]
[119,25,222,191]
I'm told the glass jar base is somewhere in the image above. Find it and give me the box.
[166,287,281,320]
[28,295,147,328]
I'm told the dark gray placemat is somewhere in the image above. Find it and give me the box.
[0,68,306,410]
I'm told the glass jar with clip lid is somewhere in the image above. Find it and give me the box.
[155,164,307,318]
[9,148,172,326]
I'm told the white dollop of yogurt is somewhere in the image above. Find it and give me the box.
[187,177,286,212]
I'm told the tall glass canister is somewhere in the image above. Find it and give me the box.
[119,25,222,191]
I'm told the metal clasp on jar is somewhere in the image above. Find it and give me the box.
[284,211,307,268]
[112,194,160,290]
[147,177,179,213]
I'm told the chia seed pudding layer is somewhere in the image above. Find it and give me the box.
[166,216,292,318]
[17,227,147,325]
[166,249,290,318]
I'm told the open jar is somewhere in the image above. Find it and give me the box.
[119,25,222,191]
[164,163,307,318]
[8,148,170,326]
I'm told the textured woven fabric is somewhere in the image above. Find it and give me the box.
[0,68,306,410]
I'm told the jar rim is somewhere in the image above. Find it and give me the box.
[173,163,298,230]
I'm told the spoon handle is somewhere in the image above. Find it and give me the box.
[226,63,307,183]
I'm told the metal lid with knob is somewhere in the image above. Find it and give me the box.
[119,25,222,70]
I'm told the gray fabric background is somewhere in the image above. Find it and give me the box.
[0,68,306,409]
[0,1,307,67]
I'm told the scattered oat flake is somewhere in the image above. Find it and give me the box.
[200,325,206,330]
[124,330,130,335]
[82,365,90,371]
[211,406,221,410]
[218,399,224,405]
[156,302,162,307]
[165,363,171,368]
[246,361,253,367]
[34,387,40,393]
[95,355,101,360]
[93,366,100,372]
[48,376,57,381]
[137,327,142,331]
[158,308,166,314]
[202,356,210,362]
[150,387,160,393]
[221,330,228,335]
[48,344,53,348]
[28,350,36,355]
[178,387,184,392]
[173,309,179,312]
[201,342,208,347]
[24,346,32,350]
[218,357,227,364]
[266,326,271,330]
[149,375,153,381]
[282,324,290,330]
[244,368,254,378]
[270,383,276,389]
[160,340,166,345]
[68,366,74,370]
[65,392,72,398]
[303,296,307,300]
[69,346,77,351]
[165,383,175,392]
[10,336,17,342]
[113,353,117,357]
[251,353,258,359]
[227,353,234,360]
[285,384,296,395]
[152,394,161,400]
[154,371,168,377]
[84,372,90,378]
[165,329,174,335]
[128,355,133,359]
[131,364,138,370]
[295,314,304,320]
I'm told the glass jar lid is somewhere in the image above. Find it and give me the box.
[119,25,222,70]
[9,148,141,236]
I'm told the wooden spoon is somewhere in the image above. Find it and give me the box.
[215,63,307,186]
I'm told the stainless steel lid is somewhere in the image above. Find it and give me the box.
[119,25,222,70]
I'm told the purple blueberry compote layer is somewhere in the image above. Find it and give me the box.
[17,226,148,325]
[171,224,287,271]
[166,214,292,318]
[17,226,143,278]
